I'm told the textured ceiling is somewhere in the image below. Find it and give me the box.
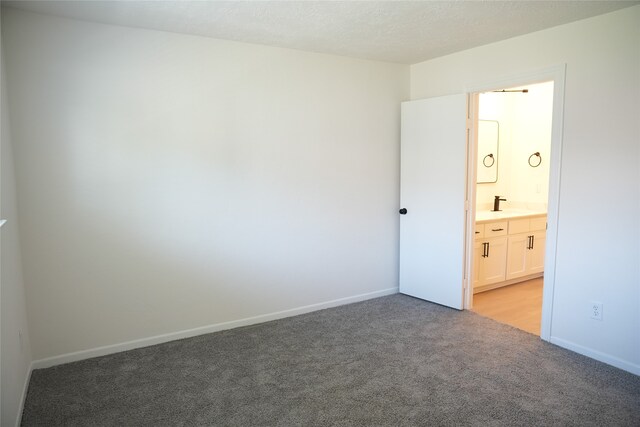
[4,1,638,64]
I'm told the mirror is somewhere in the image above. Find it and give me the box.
[477,120,499,184]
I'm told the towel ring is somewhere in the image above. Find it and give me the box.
[528,152,542,167]
[483,153,495,168]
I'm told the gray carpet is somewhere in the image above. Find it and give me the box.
[22,294,640,426]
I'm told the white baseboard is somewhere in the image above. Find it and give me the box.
[549,336,640,376]
[16,361,34,427]
[473,273,543,294]
[32,287,398,370]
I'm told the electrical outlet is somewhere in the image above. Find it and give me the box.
[590,301,603,321]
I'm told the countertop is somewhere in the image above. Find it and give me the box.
[476,209,547,223]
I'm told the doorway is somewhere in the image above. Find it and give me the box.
[398,65,565,342]
[469,81,554,335]
[464,66,566,342]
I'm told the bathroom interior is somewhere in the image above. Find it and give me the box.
[471,81,554,335]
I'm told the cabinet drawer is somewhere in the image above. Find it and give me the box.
[509,216,547,234]
[509,218,530,235]
[530,216,547,231]
[474,224,485,239]
[484,221,508,237]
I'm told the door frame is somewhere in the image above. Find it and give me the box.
[464,65,566,341]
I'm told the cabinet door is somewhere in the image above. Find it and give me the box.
[473,240,484,289]
[482,237,507,285]
[527,231,546,273]
[506,234,529,280]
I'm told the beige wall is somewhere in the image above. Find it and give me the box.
[412,6,640,373]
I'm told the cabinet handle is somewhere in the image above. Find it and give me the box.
[482,242,488,258]
[491,228,504,232]
[527,235,535,250]
[475,231,480,234]
[486,242,490,258]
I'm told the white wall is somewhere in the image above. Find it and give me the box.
[1,9,33,425]
[2,8,408,362]
[412,6,640,373]
[477,81,553,211]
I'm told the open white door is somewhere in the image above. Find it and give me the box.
[399,94,468,309]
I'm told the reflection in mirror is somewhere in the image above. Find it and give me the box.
[477,120,499,184]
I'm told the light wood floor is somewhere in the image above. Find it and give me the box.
[471,278,543,335]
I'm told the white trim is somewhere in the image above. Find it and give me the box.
[540,65,566,342]
[463,93,479,310]
[473,272,543,294]
[464,64,566,344]
[550,336,640,376]
[466,64,567,94]
[31,287,398,369]
[16,362,34,427]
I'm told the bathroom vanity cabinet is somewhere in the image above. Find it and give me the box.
[473,221,508,287]
[474,214,546,293]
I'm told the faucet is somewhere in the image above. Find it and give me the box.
[493,195,506,212]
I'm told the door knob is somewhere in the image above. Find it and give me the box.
[399,208,408,215]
